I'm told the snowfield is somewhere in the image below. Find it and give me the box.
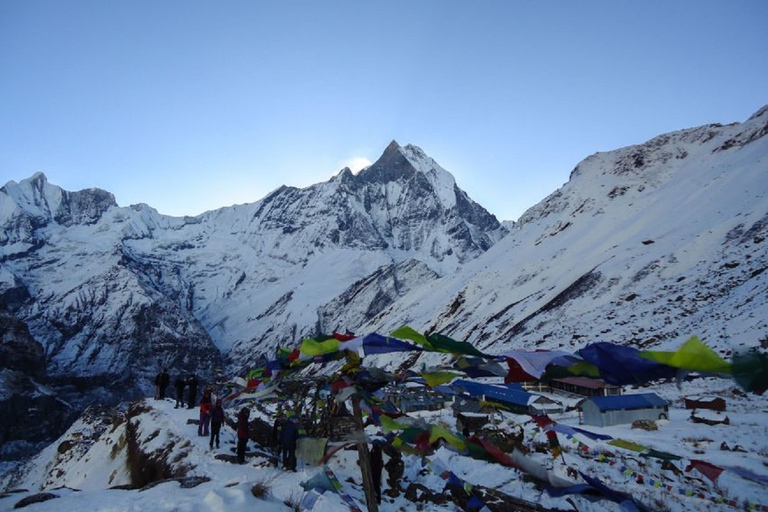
[2,374,767,512]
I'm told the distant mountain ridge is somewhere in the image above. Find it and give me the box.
[2,108,767,459]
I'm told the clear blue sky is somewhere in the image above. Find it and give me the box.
[1,1,766,221]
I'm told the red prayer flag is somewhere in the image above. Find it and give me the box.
[685,459,724,482]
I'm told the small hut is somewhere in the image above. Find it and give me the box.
[387,382,448,413]
[684,395,726,412]
[452,397,495,433]
[581,393,669,427]
[549,377,622,397]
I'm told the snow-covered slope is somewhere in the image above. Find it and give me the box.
[359,106,768,360]
[2,381,767,512]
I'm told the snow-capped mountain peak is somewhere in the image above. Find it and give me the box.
[0,142,506,455]
[355,140,458,211]
[0,172,117,239]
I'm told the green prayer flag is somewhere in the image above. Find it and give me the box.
[641,336,732,374]
[380,415,410,432]
[426,333,488,358]
[300,337,341,357]
[420,371,462,387]
[608,438,647,452]
[732,350,768,395]
[390,326,434,350]
[429,425,467,451]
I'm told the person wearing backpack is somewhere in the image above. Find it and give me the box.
[236,407,250,464]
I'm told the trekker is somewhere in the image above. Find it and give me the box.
[174,375,186,408]
[281,416,299,471]
[236,407,250,464]
[187,374,198,409]
[271,416,284,466]
[153,371,162,399]
[198,388,212,436]
[209,400,225,449]
[158,369,170,399]
[370,442,384,504]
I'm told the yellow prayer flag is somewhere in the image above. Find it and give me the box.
[641,336,732,374]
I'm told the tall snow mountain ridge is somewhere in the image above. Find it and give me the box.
[0,141,506,458]
[2,105,768,460]
[358,107,768,356]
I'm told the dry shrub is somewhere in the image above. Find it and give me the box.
[250,474,277,499]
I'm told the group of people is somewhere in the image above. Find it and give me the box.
[173,374,200,409]
[153,369,228,451]
[271,414,300,471]
[153,369,203,410]
[153,369,388,500]
[154,370,383,493]
[198,387,227,449]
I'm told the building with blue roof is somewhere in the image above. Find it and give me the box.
[580,393,669,427]
[452,379,562,415]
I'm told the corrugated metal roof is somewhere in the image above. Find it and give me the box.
[686,395,724,403]
[586,393,667,412]
[552,376,617,389]
[454,379,532,407]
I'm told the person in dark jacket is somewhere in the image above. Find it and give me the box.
[236,407,250,464]
[280,416,299,471]
[174,375,186,408]
[271,416,284,466]
[370,442,384,504]
[209,400,225,449]
[158,369,170,399]
[154,371,162,399]
[186,374,198,409]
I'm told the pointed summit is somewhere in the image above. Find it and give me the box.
[356,140,415,185]
[382,139,402,157]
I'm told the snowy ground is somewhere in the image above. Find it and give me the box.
[1,377,767,512]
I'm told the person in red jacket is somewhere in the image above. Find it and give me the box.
[198,389,212,436]
[237,407,250,464]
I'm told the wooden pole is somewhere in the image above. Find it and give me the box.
[351,394,379,512]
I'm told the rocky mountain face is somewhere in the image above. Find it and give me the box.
[0,141,506,456]
[0,308,75,460]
